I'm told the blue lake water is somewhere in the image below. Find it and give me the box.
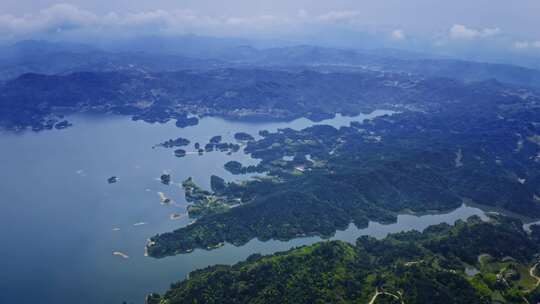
[0,111,487,304]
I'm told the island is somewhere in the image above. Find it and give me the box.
[174,149,186,157]
[223,160,263,175]
[112,251,129,259]
[169,213,182,220]
[209,135,222,144]
[204,141,240,153]
[160,174,171,185]
[158,192,171,204]
[154,137,190,148]
[54,120,72,130]
[234,132,255,141]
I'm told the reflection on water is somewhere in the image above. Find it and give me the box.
[334,203,488,242]
[189,203,487,260]
[0,110,490,304]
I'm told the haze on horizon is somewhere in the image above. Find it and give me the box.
[1,0,540,65]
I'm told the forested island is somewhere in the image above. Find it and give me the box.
[154,137,190,148]
[223,160,263,175]
[234,132,255,141]
[147,215,540,304]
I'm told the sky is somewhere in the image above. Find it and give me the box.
[1,0,540,56]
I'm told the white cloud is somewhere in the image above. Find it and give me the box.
[513,40,540,49]
[0,4,100,34]
[449,24,500,40]
[0,5,381,38]
[3,5,334,39]
[514,41,530,49]
[391,29,406,40]
[297,9,309,19]
[317,10,360,23]
[0,4,286,36]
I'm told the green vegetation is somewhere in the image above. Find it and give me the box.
[160,174,171,185]
[182,177,241,219]
[209,136,222,144]
[223,160,263,175]
[175,116,198,128]
[148,216,540,304]
[234,132,255,141]
[155,137,190,148]
[148,94,540,256]
[204,142,240,153]
[175,75,540,257]
[174,149,186,157]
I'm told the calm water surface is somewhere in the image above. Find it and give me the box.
[0,111,486,304]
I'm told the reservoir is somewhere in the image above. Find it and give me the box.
[0,111,487,304]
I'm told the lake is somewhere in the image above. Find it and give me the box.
[0,110,487,304]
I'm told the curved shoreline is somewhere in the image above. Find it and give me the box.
[146,203,488,258]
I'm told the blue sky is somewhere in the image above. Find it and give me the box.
[1,1,539,57]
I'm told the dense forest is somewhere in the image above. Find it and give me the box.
[147,216,540,304]
[147,78,540,256]
[2,65,540,132]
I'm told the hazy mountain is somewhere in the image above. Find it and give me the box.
[2,38,540,89]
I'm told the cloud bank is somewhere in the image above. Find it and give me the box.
[513,40,540,50]
[0,4,501,42]
[391,29,406,41]
[0,4,376,37]
[3,3,539,58]
[449,24,500,40]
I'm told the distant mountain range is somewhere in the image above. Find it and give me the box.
[2,39,540,89]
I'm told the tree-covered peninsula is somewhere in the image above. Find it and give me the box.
[147,216,540,304]
[147,80,540,256]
